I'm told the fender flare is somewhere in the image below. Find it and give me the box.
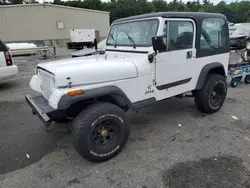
[57,86,132,110]
[57,85,156,110]
[195,62,226,90]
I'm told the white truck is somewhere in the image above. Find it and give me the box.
[67,29,96,50]
[25,12,230,162]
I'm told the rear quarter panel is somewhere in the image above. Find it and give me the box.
[0,52,6,67]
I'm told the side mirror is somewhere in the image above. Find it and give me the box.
[94,38,98,51]
[152,36,166,53]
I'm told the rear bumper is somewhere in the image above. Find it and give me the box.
[230,37,246,50]
[25,95,53,128]
[0,65,18,81]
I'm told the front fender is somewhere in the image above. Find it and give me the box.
[57,86,132,109]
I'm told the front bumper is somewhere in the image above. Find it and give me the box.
[25,95,53,128]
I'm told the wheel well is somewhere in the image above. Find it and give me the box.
[66,99,93,118]
[195,64,226,90]
[208,66,226,76]
[97,94,129,111]
[66,94,130,118]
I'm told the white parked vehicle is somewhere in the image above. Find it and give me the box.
[71,38,106,58]
[0,40,18,81]
[67,28,96,50]
[26,12,230,162]
[6,42,38,56]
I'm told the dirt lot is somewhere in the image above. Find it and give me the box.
[1,51,250,188]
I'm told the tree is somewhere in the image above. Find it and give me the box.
[47,0,250,23]
[82,0,102,10]
[0,0,8,4]
[8,0,23,4]
[201,2,215,13]
[186,1,201,12]
[53,0,62,5]
[24,0,39,3]
[151,0,168,12]
[203,0,209,5]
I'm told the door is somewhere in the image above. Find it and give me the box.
[156,19,196,90]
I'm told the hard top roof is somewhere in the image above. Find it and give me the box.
[113,12,227,23]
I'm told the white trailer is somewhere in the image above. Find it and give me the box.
[67,29,96,50]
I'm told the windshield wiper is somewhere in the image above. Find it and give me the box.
[108,33,117,48]
[125,33,136,49]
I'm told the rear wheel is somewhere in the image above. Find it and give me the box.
[71,102,130,162]
[244,75,250,84]
[194,74,227,114]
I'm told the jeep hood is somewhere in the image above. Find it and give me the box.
[37,56,138,87]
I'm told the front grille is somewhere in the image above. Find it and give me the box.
[39,70,54,100]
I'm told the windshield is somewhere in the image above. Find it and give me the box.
[97,39,106,49]
[106,19,159,47]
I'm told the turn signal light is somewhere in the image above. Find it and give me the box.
[67,89,84,96]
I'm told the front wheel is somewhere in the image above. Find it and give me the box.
[194,74,227,114]
[236,76,243,81]
[71,102,130,162]
[230,78,239,88]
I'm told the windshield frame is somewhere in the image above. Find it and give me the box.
[106,18,160,48]
[97,38,106,49]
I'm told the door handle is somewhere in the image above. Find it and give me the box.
[187,51,192,59]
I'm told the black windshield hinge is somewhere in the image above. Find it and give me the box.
[148,54,154,63]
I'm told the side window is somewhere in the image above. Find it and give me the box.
[167,21,194,51]
[200,18,227,51]
[0,41,8,51]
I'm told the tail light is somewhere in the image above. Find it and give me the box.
[4,51,13,66]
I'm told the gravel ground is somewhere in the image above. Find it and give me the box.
[1,51,250,188]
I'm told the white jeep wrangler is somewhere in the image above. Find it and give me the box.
[26,12,230,162]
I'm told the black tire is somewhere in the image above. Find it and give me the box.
[231,78,239,88]
[81,45,86,50]
[67,43,72,49]
[54,118,70,123]
[194,74,227,114]
[71,102,130,162]
[244,75,250,84]
[236,76,243,81]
